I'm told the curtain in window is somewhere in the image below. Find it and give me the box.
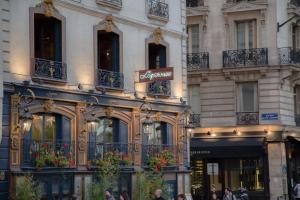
[238,83,258,112]
[111,33,120,72]
[236,20,256,49]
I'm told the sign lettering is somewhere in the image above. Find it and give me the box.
[138,67,174,83]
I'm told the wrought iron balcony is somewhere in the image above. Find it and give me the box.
[97,69,124,90]
[22,140,75,169]
[142,144,178,169]
[291,0,300,7]
[186,0,204,7]
[295,114,300,126]
[148,80,171,97]
[278,47,300,65]
[223,48,268,68]
[148,0,169,21]
[236,112,259,125]
[96,0,122,9]
[88,143,135,168]
[32,58,67,83]
[190,114,201,127]
[187,52,209,71]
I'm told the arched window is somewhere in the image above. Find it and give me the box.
[143,121,173,145]
[88,117,128,161]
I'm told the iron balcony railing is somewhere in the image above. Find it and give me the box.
[223,48,268,68]
[96,0,122,8]
[32,58,67,82]
[237,112,259,125]
[186,0,204,7]
[291,0,300,7]
[148,0,169,20]
[22,140,75,169]
[88,143,135,167]
[97,69,124,90]
[190,114,201,127]
[148,80,171,97]
[296,114,300,126]
[278,47,300,65]
[142,144,178,168]
[187,52,209,71]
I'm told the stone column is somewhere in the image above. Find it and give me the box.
[76,102,87,170]
[10,94,21,171]
[268,142,288,200]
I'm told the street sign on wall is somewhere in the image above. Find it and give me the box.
[207,163,219,175]
[138,67,174,83]
[261,113,279,120]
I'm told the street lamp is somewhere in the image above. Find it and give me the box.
[143,115,153,135]
[86,112,99,133]
[19,107,33,134]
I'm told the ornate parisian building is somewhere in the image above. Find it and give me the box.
[0,0,190,199]
[187,0,300,199]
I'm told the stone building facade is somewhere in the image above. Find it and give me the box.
[187,0,300,200]
[0,0,190,199]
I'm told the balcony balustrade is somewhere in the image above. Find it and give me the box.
[88,143,135,168]
[190,114,201,127]
[278,47,300,65]
[32,58,67,82]
[223,48,268,68]
[187,52,209,71]
[96,0,122,9]
[236,112,259,125]
[148,80,171,97]
[97,69,124,90]
[186,0,204,7]
[148,0,169,21]
[22,140,75,169]
[142,144,178,169]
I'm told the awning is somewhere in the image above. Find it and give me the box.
[190,137,265,158]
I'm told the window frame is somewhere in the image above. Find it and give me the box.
[187,24,200,54]
[236,82,258,113]
[235,19,257,49]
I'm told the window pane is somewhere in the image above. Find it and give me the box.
[237,22,245,49]
[190,24,199,53]
[248,20,254,49]
[96,118,113,143]
[238,83,257,112]
[32,115,43,141]
[44,116,56,141]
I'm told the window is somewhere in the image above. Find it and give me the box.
[187,24,200,53]
[91,117,128,144]
[148,44,167,69]
[236,20,257,49]
[28,114,71,142]
[186,0,204,7]
[237,82,258,112]
[144,122,173,145]
[34,14,62,61]
[188,85,200,113]
[98,31,120,72]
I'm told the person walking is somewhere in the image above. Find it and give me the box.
[120,191,130,200]
[177,194,186,200]
[294,181,300,200]
[105,188,115,200]
[223,188,234,200]
[154,189,166,200]
[210,185,217,200]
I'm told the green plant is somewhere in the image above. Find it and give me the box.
[13,175,42,200]
[148,150,176,172]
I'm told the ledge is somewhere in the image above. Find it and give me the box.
[96,0,122,10]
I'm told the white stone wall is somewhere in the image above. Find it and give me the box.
[6,0,186,103]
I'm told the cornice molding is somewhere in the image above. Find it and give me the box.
[222,1,268,13]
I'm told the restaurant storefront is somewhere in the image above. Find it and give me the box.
[190,137,269,200]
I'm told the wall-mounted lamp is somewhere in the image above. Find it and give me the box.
[85,96,100,133]
[18,89,36,134]
[233,129,241,136]
[140,100,153,136]
[264,129,271,135]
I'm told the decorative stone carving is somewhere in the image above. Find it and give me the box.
[153,27,163,45]
[105,107,113,117]
[11,136,19,150]
[105,14,114,32]
[78,138,86,151]
[43,0,54,17]
[43,99,55,112]
[154,112,162,121]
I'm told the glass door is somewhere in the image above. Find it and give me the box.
[207,159,223,200]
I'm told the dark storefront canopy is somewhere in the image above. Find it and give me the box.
[190,137,265,158]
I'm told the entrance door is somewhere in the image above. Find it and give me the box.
[206,160,223,200]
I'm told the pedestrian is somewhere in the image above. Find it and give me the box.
[223,188,234,200]
[229,189,236,200]
[154,189,165,200]
[177,194,186,200]
[294,181,300,200]
[105,188,115,200]
[210,185,217,200]
[120,191,130,200]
